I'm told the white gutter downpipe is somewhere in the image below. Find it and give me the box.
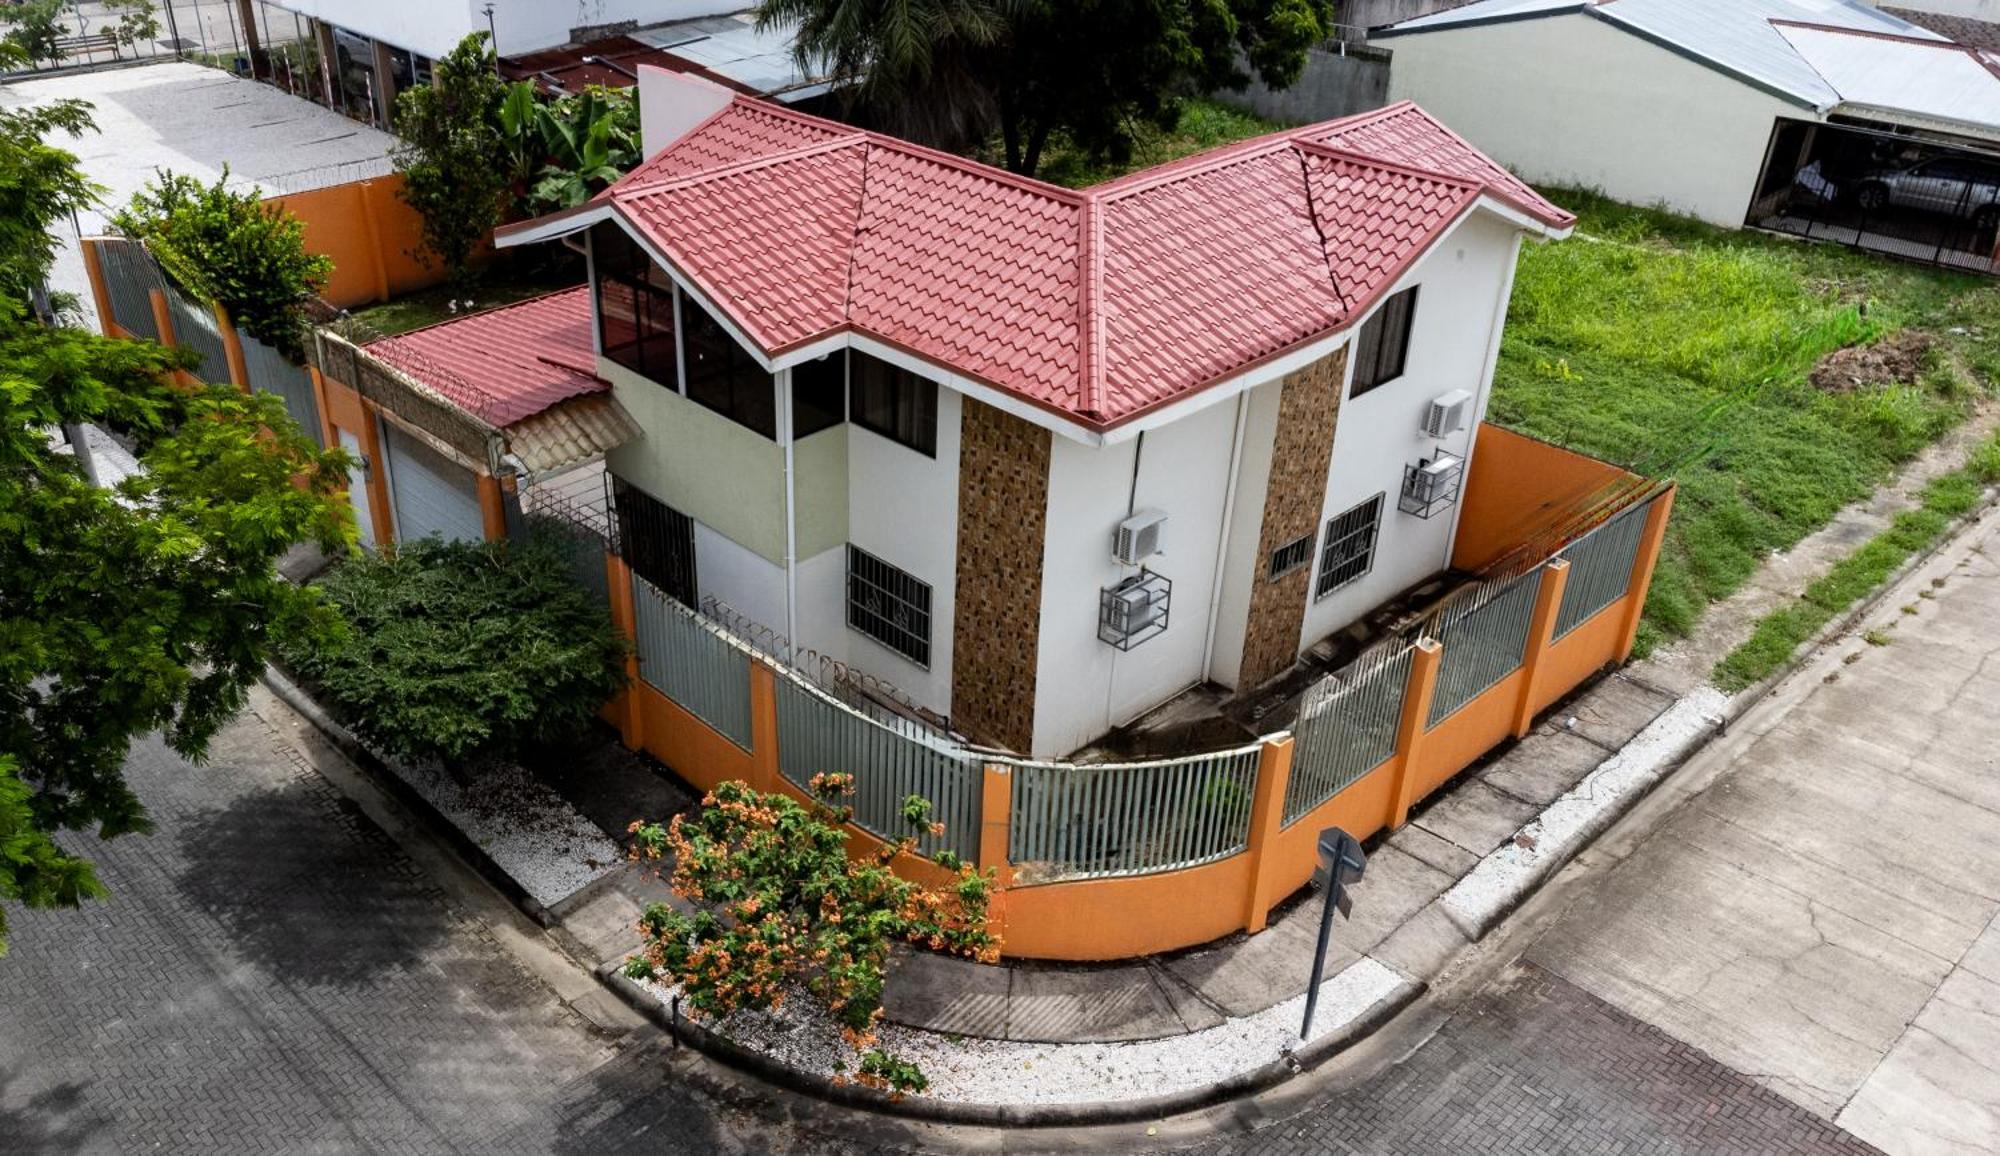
[1441,230,1525,568]
[1202,391,1252,677]
[778,369,800,663]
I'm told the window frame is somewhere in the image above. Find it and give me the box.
[592,223,680,388]
[614,476,699,608]
[1268,531,1314,581]
[1350,286,1419,399]
[845,544,933,669]
[680,299,776,439]
[849,352,938,458]
[1315,492,1385,600]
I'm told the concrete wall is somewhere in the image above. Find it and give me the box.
[1214,43,1391,125]
[1301,211,1518,648]
[264,174,439,308]
[1207,380,1284,690]
[279,0,743,58]
[1031,394,1243,756]
[1385,12,1807,225]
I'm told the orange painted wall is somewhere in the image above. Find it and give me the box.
[1000,855,1257,960]
[1413,671,1524,800]
[1530,597,1630,717]
[265,175,442,309]
[1453,424,1635,572]
[633,681,757,791]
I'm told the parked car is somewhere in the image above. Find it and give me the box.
[1853,156,2000,229]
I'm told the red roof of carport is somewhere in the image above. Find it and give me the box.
[364,287,605,428]
[507,97,1572,431]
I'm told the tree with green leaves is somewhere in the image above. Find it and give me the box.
[103,0,161,56]
[0,94,354,955]
[624,775,996,1096]
[111,170,333,362]
[0,91,95,308]
[0,0,69,68]
[391,32,509,288]
[758,0,1334,176]
[274,531,629,768]
[499,82,642,213]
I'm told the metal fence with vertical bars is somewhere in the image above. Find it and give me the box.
[1285,642,1414,825]
[1004,745,1263,883]
[772,674,983,861]
[630,573,754,750]
[241,331,325,446]
[1553,497,1651,639]
[1427,567,1542,727]
[165,289,231,383]
[96,238,167,340]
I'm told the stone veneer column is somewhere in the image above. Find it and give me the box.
[1238,347,1348,690]
[951,398,1052,753]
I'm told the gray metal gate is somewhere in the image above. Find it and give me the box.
[381,424,484,545]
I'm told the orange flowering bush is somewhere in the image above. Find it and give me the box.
[621,775,999,1094]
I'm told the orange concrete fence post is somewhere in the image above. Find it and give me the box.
[307,365,340,450]
[357,182,391,304]
[603,552,645,751]
[212,301,252,393]
[1510,558,1571,738]
[1385,637,1444,831]
[748,661,780,794]
[1615,486,1677,664]
[79,239,116,338]
[977,763,1014,946]
[1240,734,1297,935]
[357,405,397,550]
[476,474,508,541]
[148,288,195,389]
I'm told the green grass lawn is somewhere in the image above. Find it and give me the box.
[1491,189,2000,655]
[345,263,584,337]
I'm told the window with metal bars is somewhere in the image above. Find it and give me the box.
[1316,493,1384,599]
[846,544,932,668]
[1268,532,1314,580]
[1350,286,1418,398]
[613,476,697,607]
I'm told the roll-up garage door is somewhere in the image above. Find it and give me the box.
[382,423,485,545]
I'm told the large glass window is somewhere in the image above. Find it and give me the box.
[682,302,775,438]
[849,352,936,457]
[1351,286,1418,398]
[791,353,846,438]
[592,223,678,385]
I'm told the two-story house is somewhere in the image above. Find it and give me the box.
[489,68,1575,759]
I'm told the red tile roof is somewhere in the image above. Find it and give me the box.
[365,287,605,427]
[512,97,1570,430]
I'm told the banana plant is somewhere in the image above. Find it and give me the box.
[499,81,643,215]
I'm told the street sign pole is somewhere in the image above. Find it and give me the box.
[1299,827,1366,1041]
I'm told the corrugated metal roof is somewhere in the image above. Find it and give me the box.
[1380,0,1947,110]
[528,96,1570,430]
[1777,23,2000,138]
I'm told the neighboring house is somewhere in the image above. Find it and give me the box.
[480,67,1575,759]
[1375,0,2000,243]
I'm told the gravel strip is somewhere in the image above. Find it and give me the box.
[387,757,620,910]
[637,956,1405,1105]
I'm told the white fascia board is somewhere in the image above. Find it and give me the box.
[494,204,613,248]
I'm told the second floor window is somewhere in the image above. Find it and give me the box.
[850,352,937,457]
[1351,286,1418,398]
[594,223,677,383]
[682,302,775,438]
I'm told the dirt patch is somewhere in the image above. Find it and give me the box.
[1811,329,1934,393]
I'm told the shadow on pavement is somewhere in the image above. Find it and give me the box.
[0,1068,113,1155]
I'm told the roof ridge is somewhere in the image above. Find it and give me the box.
[1077,197,1103,417]
[1292,144,1352,315]
[1766,16,1947,47]
[865,134,1089,205]
[1294,139,1486,191]
[611,131,868,201]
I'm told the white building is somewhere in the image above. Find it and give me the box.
[1376,0,2000,236]
[477,69,1573,758]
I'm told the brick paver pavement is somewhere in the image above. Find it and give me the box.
[1,699,1882,1155]
[1192,961,1879,1156]
[0,705,861,1155]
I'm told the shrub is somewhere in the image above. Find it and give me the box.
[392,33,509,288]
[110,170,331,362]
[623,775,998,1096]
[1,1,67,66]
[278,533,628,766]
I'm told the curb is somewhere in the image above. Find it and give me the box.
[594,962,1422,1128]
[258,664,555,927]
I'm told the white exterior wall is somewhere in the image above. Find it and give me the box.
[1385,13,1809,226]
[693,519,786,632]
[1206,381,1284,690]
[279,0,742,59]
[1301,211,1518,647]
[838,391,964,717]
[1031,397,1243,756]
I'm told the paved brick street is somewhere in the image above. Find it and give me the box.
[0,694,1892,1156]
[1189,962,1877,1156]
[0,704,860,1156]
